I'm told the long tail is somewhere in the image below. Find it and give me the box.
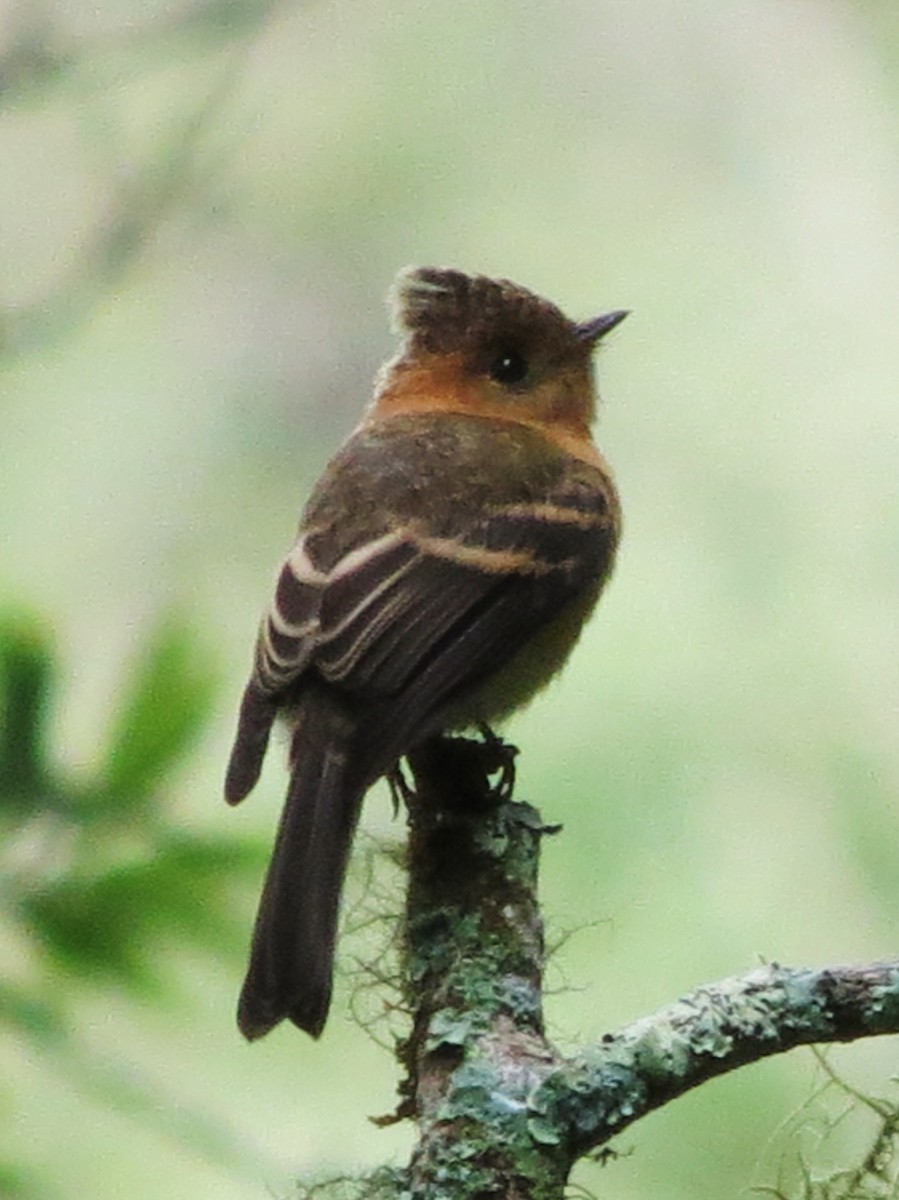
[237,690,365,1041]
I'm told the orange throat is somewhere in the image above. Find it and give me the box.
[366,358,606,469]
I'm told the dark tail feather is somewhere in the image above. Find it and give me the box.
[225,683,277,806]
[237,692,364,1041]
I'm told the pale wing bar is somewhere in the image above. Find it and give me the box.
[228,491,615,803]
[312,493,615,702]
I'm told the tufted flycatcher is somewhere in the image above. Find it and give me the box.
[225,266,626,1040]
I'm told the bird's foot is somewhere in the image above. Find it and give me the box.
[401,728,519,813]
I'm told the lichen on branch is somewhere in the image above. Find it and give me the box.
[394,732,899,1199]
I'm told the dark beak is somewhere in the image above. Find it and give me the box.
[575,309,630,344]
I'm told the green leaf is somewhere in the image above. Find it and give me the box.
[0,982,65,1043]
[20,834,261,993]
[0,610,56,805]
[96,616,218,813]
[0,1162,45,1200]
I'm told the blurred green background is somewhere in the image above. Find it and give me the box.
[2,0,899,1196]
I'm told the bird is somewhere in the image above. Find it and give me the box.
[225,266,626,1041]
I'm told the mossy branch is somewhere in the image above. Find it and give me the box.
[534,959,899,1159]
[396,735,899,1199]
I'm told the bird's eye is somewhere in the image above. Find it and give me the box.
[487,346,529,387]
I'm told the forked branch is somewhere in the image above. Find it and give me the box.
[395,734,899,1199]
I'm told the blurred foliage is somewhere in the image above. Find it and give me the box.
[0,608,265,1183]
[0,610,247,983]
[0,6,260,358]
